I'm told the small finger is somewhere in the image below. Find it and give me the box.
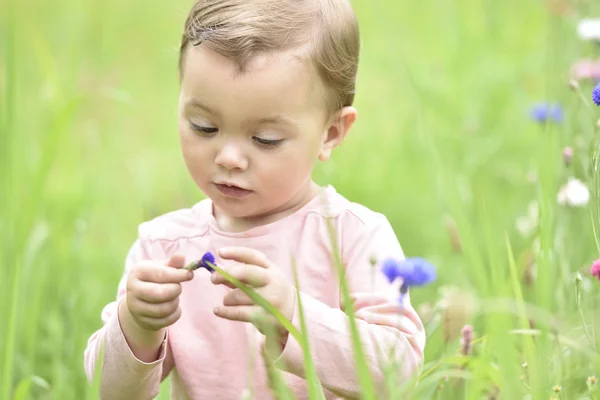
[132,281,182,303]
[212,264,269,287]
[134,306,182,330]
[213,305,261,323]
[166,254,186,268]
[210,272,237,289]
[218,247,271,269]
[135,297,180,319]
[137,263,194,283]
[222,289,254,306]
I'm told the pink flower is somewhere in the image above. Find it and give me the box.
[562,147,573,166]
[460,325,474,355]
[571,59,600,81]
[591,259,600,280]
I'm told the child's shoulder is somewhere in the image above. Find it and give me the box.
[322,187,402,258]
[319,186,390,229]
[136,198,212,243]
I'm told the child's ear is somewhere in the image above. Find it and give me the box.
[318,106,357,162]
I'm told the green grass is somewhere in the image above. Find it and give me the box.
[2,0,600,398]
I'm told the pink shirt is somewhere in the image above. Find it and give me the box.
[84,186,425,399]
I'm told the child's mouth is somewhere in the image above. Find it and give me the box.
[214,183,253,198]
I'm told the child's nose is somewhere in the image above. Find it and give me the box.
[215,142,248,171]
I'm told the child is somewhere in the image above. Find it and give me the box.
[84,0,425,398]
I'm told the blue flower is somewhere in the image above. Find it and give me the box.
[529,103,563,123]
[200,251,216,272]
[381,258,402,283]
[593,83,600,106]
[380,257,437,301]
[186,251,216,272]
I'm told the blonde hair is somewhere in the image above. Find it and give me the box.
[179,0,360,112]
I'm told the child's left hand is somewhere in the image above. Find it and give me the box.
[211,247,295,347]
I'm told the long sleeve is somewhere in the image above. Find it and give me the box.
[84,239,175,399]
[274,214,426,398]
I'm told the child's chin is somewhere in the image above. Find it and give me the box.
[214,200,259,218]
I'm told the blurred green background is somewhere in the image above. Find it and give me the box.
[2,0,600,398]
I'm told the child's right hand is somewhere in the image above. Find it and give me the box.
[124,255,194,332]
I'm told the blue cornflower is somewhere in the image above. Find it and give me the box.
[381,258,402,283]
[529,103,563,123]
[593,83,600,106]
[380,257,437,304]
[186,251,216,272]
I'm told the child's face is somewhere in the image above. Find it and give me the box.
[178,45,352,220]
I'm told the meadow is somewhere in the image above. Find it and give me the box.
[2,0,600,398]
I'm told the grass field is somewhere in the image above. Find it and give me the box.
[2,0,600,398]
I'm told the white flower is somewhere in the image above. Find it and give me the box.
[516,201,539,237]
[577,19,600,41]
[557,178,590,207]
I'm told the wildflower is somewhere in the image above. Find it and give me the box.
[562,147,573,166]
[529,103,563,123]
[571,59,600,81]
[578,19,600,41]
[185,251,216,272]
[515,201,538,237]
[444,216,462,253]
[523,251,537,287]
[460,324,474,355]
[437,285,478,342]
[588,376,598,390]
[593,83,600,106]
[553,385,561,393]
[568,79,580,90]
[557,178,590,207]
[591,259,600,281]
[380,257,436,304]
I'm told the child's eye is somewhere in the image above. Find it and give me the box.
[190,122,218,136]
[253,137,284,148]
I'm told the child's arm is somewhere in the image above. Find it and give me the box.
[84,239,181,399]
[273,215,425,399]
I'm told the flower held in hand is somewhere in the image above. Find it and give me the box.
[185,251,216,272]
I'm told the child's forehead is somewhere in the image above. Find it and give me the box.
[184,44,314,79]
[181,45,329,115]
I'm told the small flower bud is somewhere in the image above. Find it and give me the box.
[460,324,474,355]
[553,385,561,393]
[562,146,573,166]
[591,259,600,281]
[445,217,462,253]
[569,79,580,90]
[369,255,378,267]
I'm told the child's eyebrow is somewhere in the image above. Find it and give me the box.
[256,116,298,128]
[185,99,298,128]
[184,99,219,116]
